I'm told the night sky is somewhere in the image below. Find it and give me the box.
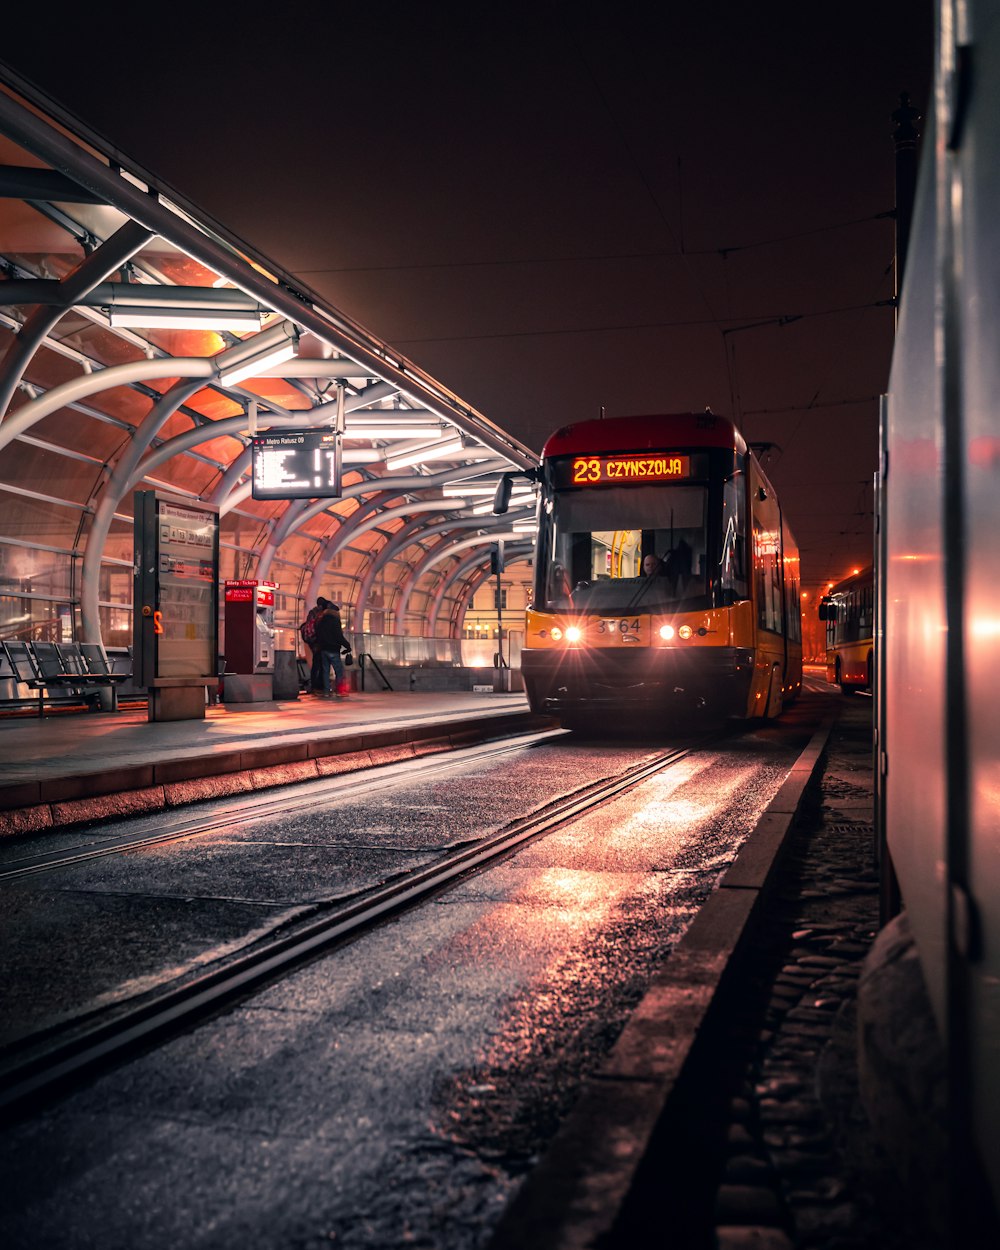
[2,2,934,595]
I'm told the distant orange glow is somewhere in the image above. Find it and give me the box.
[852,567,860,575]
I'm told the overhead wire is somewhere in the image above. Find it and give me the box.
[393,300,892,345]
[294,217,889,276]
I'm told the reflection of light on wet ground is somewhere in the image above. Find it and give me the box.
[435,750,795,1110]
[526,868,625,921]
[635,794,712,830]
[607,764,760,845]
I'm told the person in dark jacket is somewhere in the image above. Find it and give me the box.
[314,602,353,699]
[300,596,329,693]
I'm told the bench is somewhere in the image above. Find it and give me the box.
[1,640,132,715]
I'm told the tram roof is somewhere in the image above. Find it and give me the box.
[822,565,874,598]
[541,412,749,461]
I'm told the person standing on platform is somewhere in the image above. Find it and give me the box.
[315,601,353,699]
[299,596,328,694]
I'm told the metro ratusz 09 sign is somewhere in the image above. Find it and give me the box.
[251,429,341,500]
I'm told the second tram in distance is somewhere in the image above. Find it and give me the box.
[521,410,802,730]
[819,565,874,695]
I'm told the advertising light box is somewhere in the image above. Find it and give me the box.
[251,429,341,500]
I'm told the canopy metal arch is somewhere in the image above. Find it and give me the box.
[362,512,532,635]
[289,463,514,622]
[355,509,533,638]
[430,542,535,639]
[0,84,536,467]
[0,74,539,650]
[394,526,529,635]
[77,384,402,644]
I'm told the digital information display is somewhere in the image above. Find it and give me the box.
[557,453,692,487]
[251,429,341,500]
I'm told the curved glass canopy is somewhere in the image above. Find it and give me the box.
[0,70,539,658]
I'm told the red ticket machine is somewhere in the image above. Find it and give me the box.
[223,579,277,701]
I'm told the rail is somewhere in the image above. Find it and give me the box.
[358,651,393,691]
[0,732,713,1119]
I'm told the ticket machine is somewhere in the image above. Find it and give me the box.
[223,579,277,701]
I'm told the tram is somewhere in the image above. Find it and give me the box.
[818,565,874,694]
[519,410,802,729]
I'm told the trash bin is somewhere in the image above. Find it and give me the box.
[272,649,300,699]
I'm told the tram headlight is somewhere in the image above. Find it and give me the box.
[678,625,693,640]
[565,625,583,643]
[550,626,563,641]
[659,624,675,640]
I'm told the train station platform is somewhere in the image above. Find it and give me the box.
[0,688,548,839]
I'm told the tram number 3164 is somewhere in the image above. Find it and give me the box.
[597,618,640,635]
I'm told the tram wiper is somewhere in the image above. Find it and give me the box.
[625,576,657,611]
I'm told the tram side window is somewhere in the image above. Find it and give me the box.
[857,585,872,637]
[785,563,801,642]
[755,544,782,632]
[752,493,783,634]
[720,470,748,602]
[844,595,857,642]
[824,585,871,646]
[838,586,872,643]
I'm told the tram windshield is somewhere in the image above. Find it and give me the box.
[543,484,709,612]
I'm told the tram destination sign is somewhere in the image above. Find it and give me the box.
[251,428,341,500]
[557,452,693,488]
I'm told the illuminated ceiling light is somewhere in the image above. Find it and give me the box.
[441,483,502,497]
[95,282,269,330]
[471,491,534,514]
[341,449,388,463]
[511,521,536,533]
[108,306,265,331]
[385,435,465,471]
[217,321,299,386]
[344,425,445,440]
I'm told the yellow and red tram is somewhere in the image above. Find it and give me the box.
[819,565,874,695]
[521,411,802,729]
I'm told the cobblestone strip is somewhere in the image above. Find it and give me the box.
[711,701,926,1250]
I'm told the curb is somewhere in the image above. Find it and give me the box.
[0,710,555,839]
[486,713,837,1250]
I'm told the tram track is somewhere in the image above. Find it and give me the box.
[0,730,726,1120]
[0,727,570,882]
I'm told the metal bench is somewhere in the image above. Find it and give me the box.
[67,641,135,709]
[0,646,17,690]
[1,640,130,715]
